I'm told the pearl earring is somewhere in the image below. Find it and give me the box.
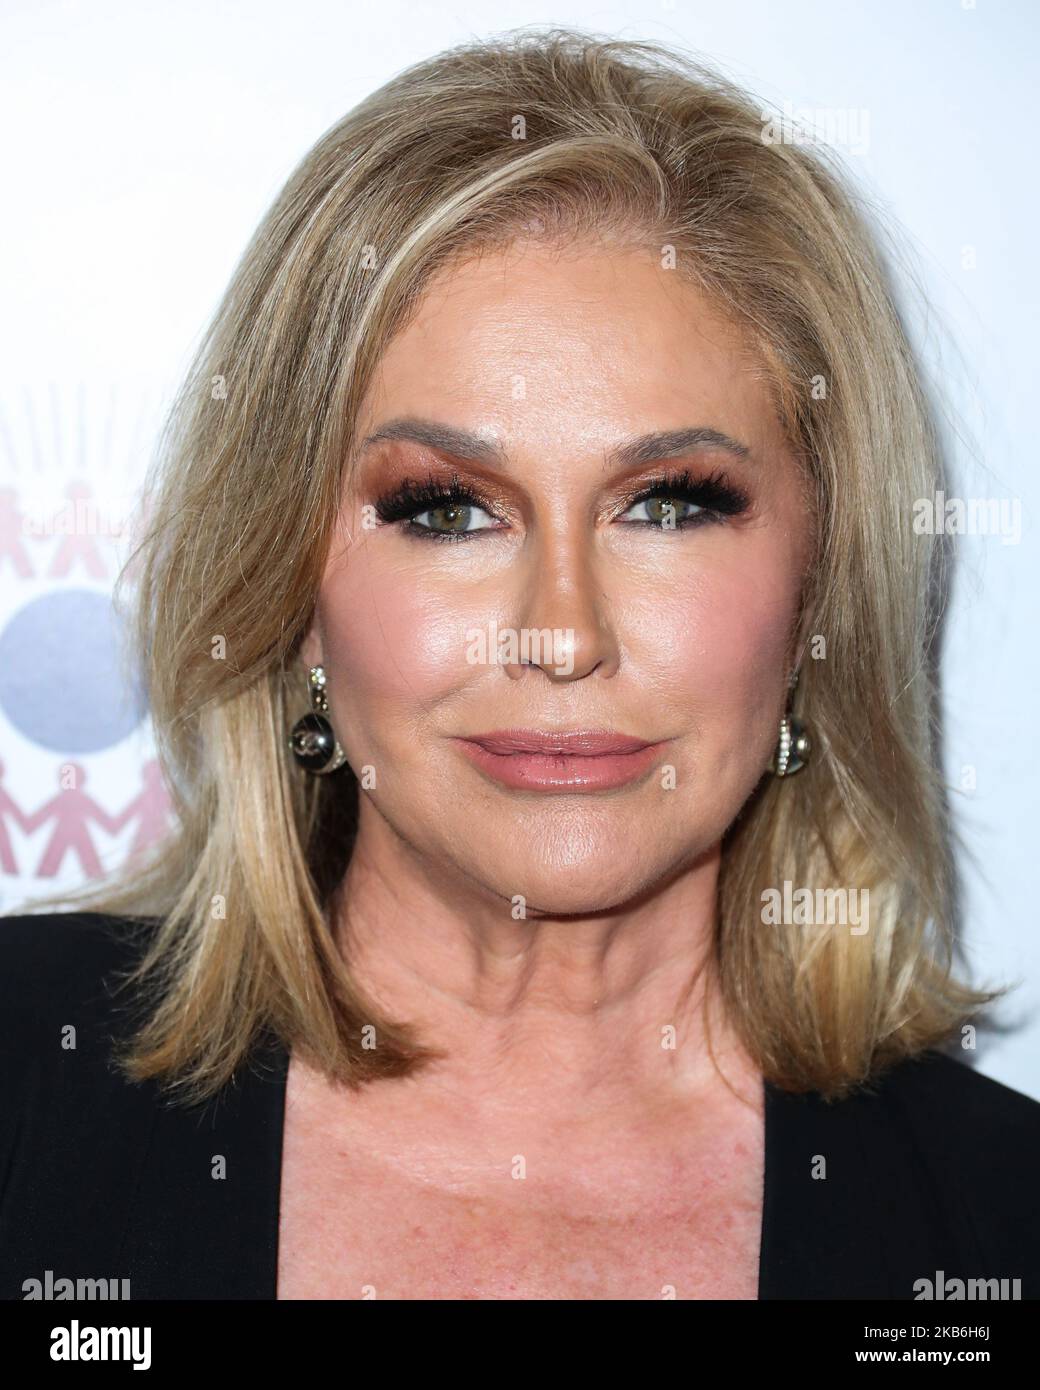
[769,668,812,777]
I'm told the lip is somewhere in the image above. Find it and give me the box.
[453,728,668,792]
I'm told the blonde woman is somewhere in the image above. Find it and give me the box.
[2,28,1037,1302]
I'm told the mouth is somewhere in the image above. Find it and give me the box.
[453,728,668,792]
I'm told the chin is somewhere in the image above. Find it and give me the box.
[470,850,668,919]
[434,800,707,918]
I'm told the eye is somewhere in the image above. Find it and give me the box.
[614,469,751,530]
[371,474,506,543]
[620,496,704,528]
[410,501,498,536]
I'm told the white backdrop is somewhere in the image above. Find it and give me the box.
[1,0,1036,1098]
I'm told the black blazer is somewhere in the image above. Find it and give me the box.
[1,910,1038,1300]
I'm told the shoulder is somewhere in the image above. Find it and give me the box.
[0,912,166,1297]
[842,1047,1040,1191]
[0,906,155,972]
[764,1048,1040,1296]
[772,1046,1040,1178]
[864,1047,1040,1144]
[0,909,159,1077]
[854,1049,1040,1267]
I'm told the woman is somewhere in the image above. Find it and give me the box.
[2,28,1038,1302]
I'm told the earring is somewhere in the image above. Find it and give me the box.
[288,666,348,775]
[769,668,812,778]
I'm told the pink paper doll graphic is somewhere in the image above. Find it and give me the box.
[47,480,108,580]
[0,757,38,873]
[21,763,122,878]
[108,759,173,858]
[16,759,173,878]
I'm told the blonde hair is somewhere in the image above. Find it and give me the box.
[19,26,997,1103]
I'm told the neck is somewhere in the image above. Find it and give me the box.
[327,800,759,1127]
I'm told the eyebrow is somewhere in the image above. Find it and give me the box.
[358,416,751,470]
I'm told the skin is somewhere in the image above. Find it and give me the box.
[286,237,816,1295]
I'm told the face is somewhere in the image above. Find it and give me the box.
[302,238,815,914]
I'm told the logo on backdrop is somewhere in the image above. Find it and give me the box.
[0,383,173,897]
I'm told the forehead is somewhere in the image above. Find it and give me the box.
[356,240,786,458]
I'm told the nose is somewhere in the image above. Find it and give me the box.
[502,528,621,683]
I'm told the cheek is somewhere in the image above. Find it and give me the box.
[314,543,489,714]
[626,543,800,723]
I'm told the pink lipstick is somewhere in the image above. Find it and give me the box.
[453,729,666,792]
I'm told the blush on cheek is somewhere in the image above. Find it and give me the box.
[688,596,790,695]
[637,556,794,662]
[629,560,798,760]
[315,560,492,710]
[695,589,799,785]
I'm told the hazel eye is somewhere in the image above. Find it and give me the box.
[621,496,704,527]
[411,502,498,535]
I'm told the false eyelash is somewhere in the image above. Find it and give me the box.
[370,466,752,543]
[372,472,495,525]
[620,467,751,524]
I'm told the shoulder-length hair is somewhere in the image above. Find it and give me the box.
[22,27,996,1104]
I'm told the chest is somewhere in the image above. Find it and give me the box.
[276,1089,763,1300]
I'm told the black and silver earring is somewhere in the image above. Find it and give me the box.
[769,668,812,778]
[288,665,348,775]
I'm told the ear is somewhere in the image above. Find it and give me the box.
[299,618,323,672]
[791,590,820,671]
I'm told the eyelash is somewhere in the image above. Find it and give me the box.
[371,468,751,543]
